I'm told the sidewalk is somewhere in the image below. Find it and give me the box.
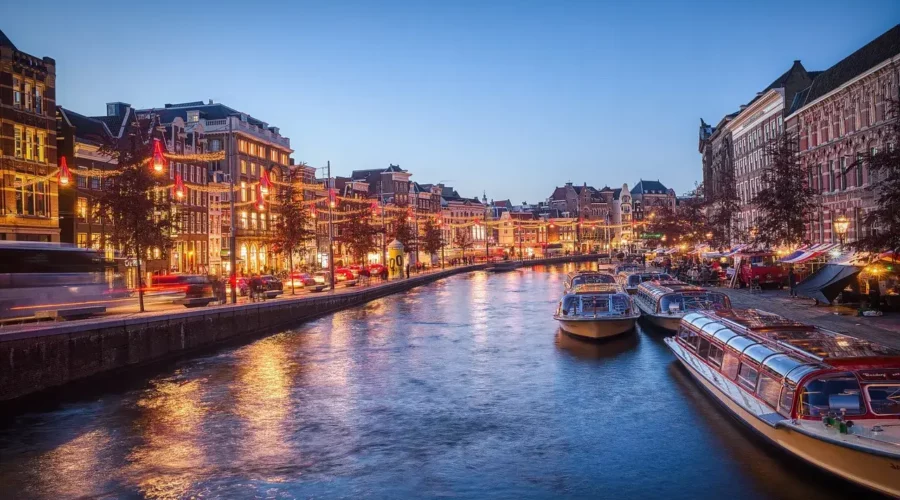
[717,287,900,350]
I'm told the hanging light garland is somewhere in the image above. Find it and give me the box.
[58,156,72,187]
[174,173,186,199]
[151,139,166,173]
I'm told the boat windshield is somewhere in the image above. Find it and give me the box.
[560,294,630,315]
[866,385,900,415]
[799,372,864,417]
[627,273,671,287]
[659,291,730,313]
[571,274,616,287]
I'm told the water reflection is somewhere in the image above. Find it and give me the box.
[0,262,874,499]
[554,329,640,360]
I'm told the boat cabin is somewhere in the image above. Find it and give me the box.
[614,264,642,275]
[565,271,617,290]
[557,284,634,317]
[634,281,731,315]
[676,309,900,420]
[619,272,672,290]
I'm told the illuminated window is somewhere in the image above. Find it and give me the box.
[36,132,45,162]
[34,84,43,114]
[77,197,88,221]
[12,76,22,107]
[24,128,34,160]
[249,143,257,156]
[251,162,257,175]
[24,80,32,111]
[90,233,101,250]
[241,160,247,174]
[14,126,23,158]
[76,233,88,248]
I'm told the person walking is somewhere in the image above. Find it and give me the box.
[405,262,411,279]
[788,266,797,298]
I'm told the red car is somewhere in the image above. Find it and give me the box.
[334,268,355,281]
[368,263,386,275]
[289,272,317,288]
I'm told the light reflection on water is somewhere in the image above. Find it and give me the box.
[0,264,876,499]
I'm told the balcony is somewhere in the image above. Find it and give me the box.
[201,116,291,150]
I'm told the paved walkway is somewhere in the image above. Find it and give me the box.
[717,287,900,349]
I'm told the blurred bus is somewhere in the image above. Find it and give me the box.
[0,242,125,319]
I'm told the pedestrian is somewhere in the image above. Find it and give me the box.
[788,266,797,298]
[405,262,410,279]
[869,277,882,311]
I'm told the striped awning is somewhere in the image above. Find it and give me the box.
[781,243,840,264]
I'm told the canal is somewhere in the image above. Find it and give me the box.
[0,264,871,499]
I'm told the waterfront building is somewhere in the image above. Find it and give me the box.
[786,24,900,245]
[0,29,59,242]
[137,101,293,274]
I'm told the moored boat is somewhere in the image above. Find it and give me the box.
[617,271,673,294]
[665,309,900,497]
[554,284,640,339]
[487,261,522,273]
[564,271,617,291]
[633,280,731,331]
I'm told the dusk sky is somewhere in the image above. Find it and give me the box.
[2,1,898,202]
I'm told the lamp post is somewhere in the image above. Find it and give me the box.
[833,213,850,251]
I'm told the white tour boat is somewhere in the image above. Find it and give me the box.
[633,280,731,331]
[617,271,673,294]
[666,309,900,497]
[554,284,640,339]
[564,271,617,291]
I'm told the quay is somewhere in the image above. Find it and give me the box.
[0,255,597,402]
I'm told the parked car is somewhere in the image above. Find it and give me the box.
[312,271,332,286]
[334,268,355,281]
[367,263,386,275]
[148,274,215,307]
[260,275,284,296]
[289,272,317,288]
[228,276,250,296]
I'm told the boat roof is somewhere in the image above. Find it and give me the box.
[687,309,900,366]
[638,280,708,295]
[569,283,625,295]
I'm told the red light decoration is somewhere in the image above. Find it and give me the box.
[58,156,71,186]
[174,173,185,199]
[260,169,271,195]
[151,139,165,173]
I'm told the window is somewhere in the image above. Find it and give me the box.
[707,343,724,367]
[239,140,248,153]
[840,157,847,190]
[829,160,835,192]
[76,233,88,248]
[817,164,822,192]
[14,176,49,217]
[209,139,222,152]
[187,110,200,122]
[856,153,863,186]
[251,212,258,230]
[737,363,759,390]
[866,385,900,415]
[24,81,33,111]
[14,126,23,158]
[24,129,34,160]
[35,84,43,114]
[36,132,45,162]
[241,160,247,174]
[90,234,101,250]
[240,211,248,229]
[251,162,257,175]
[800,373,863,417]
[756,370,782,409]
[271,149,278,162]
[281,153,288,165]
[249,143,257,156]
[76,197,88,221]
[13,76,22,107]
[698,337,711,359]
[779,383,796,415]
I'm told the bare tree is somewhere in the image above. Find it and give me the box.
[452,228,474,259]
[96,125,173,312]
[420,218,443,256]
[751,131,817,247]
[270,168,316,294]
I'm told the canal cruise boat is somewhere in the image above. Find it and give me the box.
[617,271,673,295]
[633,280,731,331]
[665,309,900,497]
[554,284,640,339]
[564,271,617,291]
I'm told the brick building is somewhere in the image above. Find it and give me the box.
[0,29,59,241]
[787,24,900,245]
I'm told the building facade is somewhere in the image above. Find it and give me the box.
[0,30,59,241]
[787,25,900,245]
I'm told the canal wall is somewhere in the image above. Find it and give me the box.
[0,255,598,402]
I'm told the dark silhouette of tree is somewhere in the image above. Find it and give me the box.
[338,214,379,264]
[389,211,415,251]
[270,167,316,294]
[452,228,474,258]
[707,145,744,247]
[752,131,817,247]
[851,96,900,254]
[646,185,709,247]
[420,218,443,256]
[96,124,173,312]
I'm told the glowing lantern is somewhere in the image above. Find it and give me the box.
[151,139,165,173]
[58,156,72,186]
[175,173,185,199]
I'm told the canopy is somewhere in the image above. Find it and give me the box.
[721,244,751,257]
[795,263,861,305]
[780,243,840,264]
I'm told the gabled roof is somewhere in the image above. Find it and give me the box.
[612,188,622,200]
[96,115,127,138]
[0,29,16,50]
[631,180,668,195]
[58,107,114,144]
[795,24,900,111]
[549,186,568,201]
[494,199,512,208]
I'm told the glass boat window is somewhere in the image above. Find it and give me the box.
[722,351,741,379]
[678,326,700,350]
[580,295,611,314]
[800,373,864,417]
[866,385,900,415]
[698,337,711,359]
[707,343,724,368]
[737,363,759,391]
[572,274,616,287]
[660,292,730,313]
[756,369,782,409]
[779,382,797,415]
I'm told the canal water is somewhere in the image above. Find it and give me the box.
[0,264,871,499]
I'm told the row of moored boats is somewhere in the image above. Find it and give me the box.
[554,264,900,498]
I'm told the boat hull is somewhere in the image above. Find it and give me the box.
[556,317,637,339]
[666,338,900,498]
[638,311,682,331]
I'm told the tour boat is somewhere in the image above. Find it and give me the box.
[617,271,673,294]
[633,280,731,331]
[613,263,643,275]
[665,309,900,497]
[554,284,640,339]
[564,271,617,291]
[487,261,522,273]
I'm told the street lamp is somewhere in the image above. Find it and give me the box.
[833,214,850,250]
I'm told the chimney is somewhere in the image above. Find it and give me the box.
[208,99,213,105]
[106,102,131,118]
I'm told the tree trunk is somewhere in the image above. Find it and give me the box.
[136,242,145,313]
[289,251,295,295]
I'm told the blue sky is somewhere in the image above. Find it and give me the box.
[2,1,898,202]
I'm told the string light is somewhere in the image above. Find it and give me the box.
[58,156,71,187]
